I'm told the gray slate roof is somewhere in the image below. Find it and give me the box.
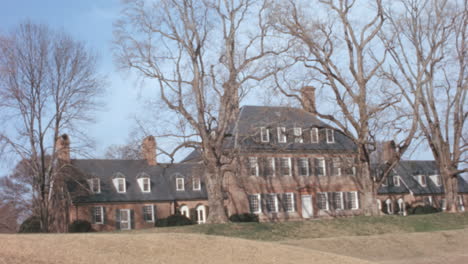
[71,159,207,204]
[377,160,468,195]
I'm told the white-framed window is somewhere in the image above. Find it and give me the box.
[441,198,447,211]
[248,194,261,214]
[310,128,319,143]
[119,209,131,230]
[260,127,270,143]
[277,127,287,143]
[280,157,292,176]
[393,176,401,187]
[414,175,427,187]
[264,157,275,177]
[317,192,329,210]
[457,195,465,212]
[176,178,185,191]
[92,206,104,224]
[315,158,326,176]
[385,199,393,214]
[332,158,341,176]
[196,205,206,224]
[283,193,295,212]
[137,177,151,193]
[326,129,335,143]
[397,198,406,215]
[248,157,259,177]
[298,158,309,176]
[430,175,442,186]
[266,194,278,213]
[193,177,201,191]
[347,192,359,210]
[293,127,303,143]
[143,205,154,222]
[424,196,433,206]
[88,178,100,193]
[333,192,344,210]
[113,178,126,193]
[180,205,190,218]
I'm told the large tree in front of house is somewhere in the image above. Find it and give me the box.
[270,0,420,215]
[0,23,104,232]
[382,0,467,212]
[113,0,292,223]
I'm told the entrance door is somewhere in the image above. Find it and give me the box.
[120,209,131,230]
[301,195,313,218]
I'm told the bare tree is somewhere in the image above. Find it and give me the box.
[114,0,291,223]
[270,0,419,215]
[0,23,104,231]
[382,0,467,212]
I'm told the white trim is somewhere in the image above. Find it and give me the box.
[293,127,303,143]
[326,129,335,143]
[397,198,406,216]
[249,194,261,214]
[180,205,190,218]
[143,205,155,222]
[429,174,442,186]
[386,199,393,214]
[284,192,295,212]
[393,176,401,187]
[93,206,104,224]
[332,158,341,176]
[267,193,279,213]
[248,157,259,177]
[316,157,326,176]
[193,177,201,191]
[176,178,185,191]
[119,209,131,230]
[280,157,292,176]
[260,127,270,143]
[267,157,276,177]
[311,128,319,143]
[457,195,465,212]
[414,175,427,187]
[349,191,359,210]
[196,205,206,224]
[299,158,309,176]
[317,192,329,210]
[137,177,151,193]
[113,178,126,193]
[277,127,287,143]
[88,178,101,193]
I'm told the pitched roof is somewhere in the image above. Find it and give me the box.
[71,159,207,204]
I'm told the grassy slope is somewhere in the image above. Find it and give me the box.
[135,212,468,241]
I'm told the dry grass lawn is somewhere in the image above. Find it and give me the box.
[0,233,373,264]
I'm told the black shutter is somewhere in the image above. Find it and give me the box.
[130,209,135,230]
[142,206,147,222]
[261,194,267,212]
[153,205,157,221]
[326,158,332,177]
[343,192,349,210]
[356,192,361,209]
[277,194,284,212]
[293,193,298,212]
[258,157,264,177]
[115,209,120,230]
[328,192,334,210]
[90,207,95,224]
[102,207,106,224]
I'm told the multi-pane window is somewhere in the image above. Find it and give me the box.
[333,192,344,210]
[414,175,427,186]
[311,128,319,143]
[280,157,291,176]
[176,178,185,191]
[430,175,442,186]
[248,157,259,177]
[266,194,278,212]
[92,206,104,224]
[283,193,295,212]
[393,176,401,187]
[457,195,465,212]
[317,192,329,210]
[248,194,261,213]
[346,192,359,210]
[326,129,335,143]
[264,157,275,177]
[88,178,100,193]
[293,127,303,143]
[142,178,150,192]
[277,127,287,143]
[193,177,201,190]
[260,127,270,143]
[143,205,154,222]
[315,158,326,176]
[332,158,341,176]
[299,158,309,176]
[343,157,356,175]
[117,178,126,193]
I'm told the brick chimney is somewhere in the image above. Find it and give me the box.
[56,134,70,163]
[382,140,396,163]
[301,86,316,113]
[142,136,157,166]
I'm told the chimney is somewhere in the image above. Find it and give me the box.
[56,134,70,163]
[301,86,316,114]
[382,140,396,163]
[142,136,157,166]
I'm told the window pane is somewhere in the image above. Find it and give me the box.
[283,193,294,212]
[266,194,277,212]
[248,157,258,176]
[311,128,319,143]
[249,195,260,213]
[264,158,275,177]
[317,193,327,210]
[333,192,342,209]
[299,158,309,176]
[281,158,291,176]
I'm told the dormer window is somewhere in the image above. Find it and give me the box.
[311,128,319,143]
[176,177,185,191]
[277,127,287,143]
[430,175,442,186]
[414,175,427,187]
[193,176,201,191]
[260,127,270,143]
[293,127,303,143]
[113,177,126,193]
[326,129,335,143]
[393,175,401,187]
[137,177,151,193]
[88,178,100,193]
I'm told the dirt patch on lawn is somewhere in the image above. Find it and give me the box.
[281,228,468,264]
[0,233,373,264]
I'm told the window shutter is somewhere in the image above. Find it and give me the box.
[277,194,284,212]
[115,209,120,230]
[102,207,106,224]
[292,193,297,212]
[356,192,361,209]
[130,209,135,230]
[205,206,209,219]
[190,208,197,222]
[153,205,157,221]
[343,192,349,210]
[142,206,148,222]
[260,194,267,213]
[258,157,264,177]
[328,192,335,210]
[326,158,332,176]
[90,207,95,224]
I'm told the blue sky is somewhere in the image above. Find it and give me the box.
[0,0,435,176]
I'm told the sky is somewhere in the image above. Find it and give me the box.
[0,0,435,176]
